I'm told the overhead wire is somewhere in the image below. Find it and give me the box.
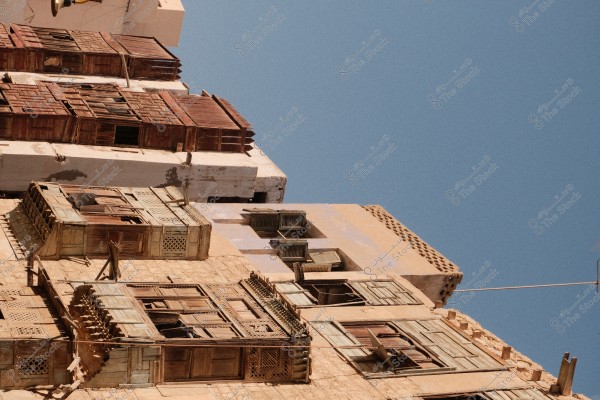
[454,261,600,293]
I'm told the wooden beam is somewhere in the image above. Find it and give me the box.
[554,352,577,395]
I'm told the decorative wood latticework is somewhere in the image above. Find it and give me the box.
[0,284,71,389]
[65,278,311,387]
[21,182,212,260]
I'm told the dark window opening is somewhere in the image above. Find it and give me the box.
[155,320,198,339]
[270,240,346,271]
[0,310,3,319]
[207,196,248,203]
[343,322,444,372]
[250,192,268,203]
[62,100,75,115]
[301,282,365,306]
[120,216,142,224]
[246,209,313,239]
[51,33,73,41]
[143,300,168,310]
[114,126,139,146]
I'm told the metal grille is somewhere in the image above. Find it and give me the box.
[18,356,49,376]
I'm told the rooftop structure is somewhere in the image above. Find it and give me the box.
[0,187,585,398]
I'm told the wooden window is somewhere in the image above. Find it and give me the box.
[315,319,502,377]
[312,320,431,377]
[273,239,308,263]
[278,211,306,231]
[163,347,242,382]
[302,282,364,306]
[244,209,310,238]
[343,322,442,371]
[348,280,423,306]
[275,279,423,308]
[228,299,260,320]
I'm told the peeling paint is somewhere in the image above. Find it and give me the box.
[156,167,182,188]
[44,169,88,182]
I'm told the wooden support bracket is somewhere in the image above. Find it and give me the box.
[551,352,577,395]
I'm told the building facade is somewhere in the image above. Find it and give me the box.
[0,183,586,399]
[0,24,287,203]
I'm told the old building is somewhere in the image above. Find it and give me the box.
[0,24,287,203]
[0,7,589,399]
[0,183,586,399]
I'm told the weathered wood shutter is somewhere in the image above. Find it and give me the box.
[393,319,502,371]
[348,280,423,306]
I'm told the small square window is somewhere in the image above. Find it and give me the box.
[114,126,139,146]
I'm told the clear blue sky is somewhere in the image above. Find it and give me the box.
[174,1,600,395]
